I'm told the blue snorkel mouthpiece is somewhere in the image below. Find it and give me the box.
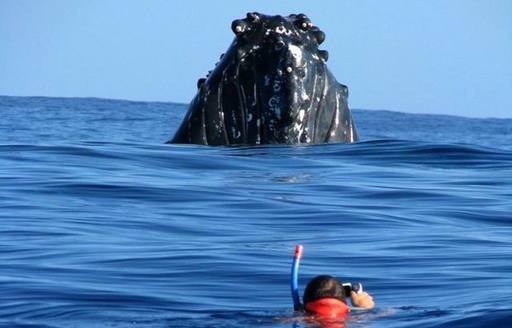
[291,244,303,311]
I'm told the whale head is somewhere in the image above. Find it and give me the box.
[171,13,358,145]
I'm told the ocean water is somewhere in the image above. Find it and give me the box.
[1,95,511,328]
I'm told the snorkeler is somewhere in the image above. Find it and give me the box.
[303,275,374,318]
[291,245,375,320]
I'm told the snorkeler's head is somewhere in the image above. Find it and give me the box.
[303,275,346,304]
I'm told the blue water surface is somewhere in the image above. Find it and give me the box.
[1,95,511,328]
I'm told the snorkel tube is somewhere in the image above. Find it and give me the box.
[291,244,303,311]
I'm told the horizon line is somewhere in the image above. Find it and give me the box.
[0,94,510,120]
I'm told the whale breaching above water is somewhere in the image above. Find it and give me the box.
[168,12,358,146]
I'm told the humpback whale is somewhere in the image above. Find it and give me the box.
[169,13,358,145]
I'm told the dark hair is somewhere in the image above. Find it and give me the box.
[303,275,345,304]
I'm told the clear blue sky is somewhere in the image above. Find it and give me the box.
[1,0,511,118]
